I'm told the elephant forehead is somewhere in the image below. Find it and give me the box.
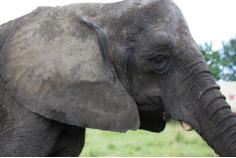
[1,8,113,86]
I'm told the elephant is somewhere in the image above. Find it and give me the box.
[0,0,235,156]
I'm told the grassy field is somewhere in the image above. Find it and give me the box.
[80,123,218,157]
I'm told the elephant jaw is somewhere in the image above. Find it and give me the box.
[180,121,193,131]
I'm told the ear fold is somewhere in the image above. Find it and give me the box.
[0,10,140,132]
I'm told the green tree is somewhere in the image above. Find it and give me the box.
[199,42,222,80]
[200,36,236,81]
[221,37,236,80]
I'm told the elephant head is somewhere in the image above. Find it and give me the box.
[0,0,236,156]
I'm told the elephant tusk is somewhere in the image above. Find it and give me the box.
[180,121,193,131]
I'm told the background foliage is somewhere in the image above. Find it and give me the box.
[200,36,236,81]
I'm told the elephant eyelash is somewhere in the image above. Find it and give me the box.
[145,53,170,74]
[145,52,168,60]
[136,43,172,53]
[125,47,136,82]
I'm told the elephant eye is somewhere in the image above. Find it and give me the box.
[147,54,170,74]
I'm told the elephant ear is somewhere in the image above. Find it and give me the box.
[0,8,140,132]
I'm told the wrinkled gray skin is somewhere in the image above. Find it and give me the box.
[0,0,236,156]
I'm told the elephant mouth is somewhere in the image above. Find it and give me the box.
[136,96,169,132]
[136,96,165,111]
[136,95,167,122]
[136,95,193,132]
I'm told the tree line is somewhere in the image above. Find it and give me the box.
[200,36,236,81]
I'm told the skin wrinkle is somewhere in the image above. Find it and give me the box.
[208,106,231,122]
[227,134,236,150]
[172,78,214,120]
[205,96,226,110]
[171,61,206,96]
[198,85,220,100]
[172,61,213,104]
[188,78,214,94]
[216,114,236,128]
[194,70,213,80]
[184,67,209,85]
[215,122,236,145]
[184,60,205,71]
[0,89,56,141]
[0,112,44,137]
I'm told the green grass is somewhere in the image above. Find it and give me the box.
[80,123,218,157]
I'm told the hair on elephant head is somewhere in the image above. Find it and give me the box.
[0,0,236,156]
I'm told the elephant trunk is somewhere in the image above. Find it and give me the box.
[194,82,236,156]
[170,48,236,156]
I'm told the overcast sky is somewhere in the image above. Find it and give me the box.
[1,0,236,50]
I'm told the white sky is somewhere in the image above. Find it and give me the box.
[1,0,236,50]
